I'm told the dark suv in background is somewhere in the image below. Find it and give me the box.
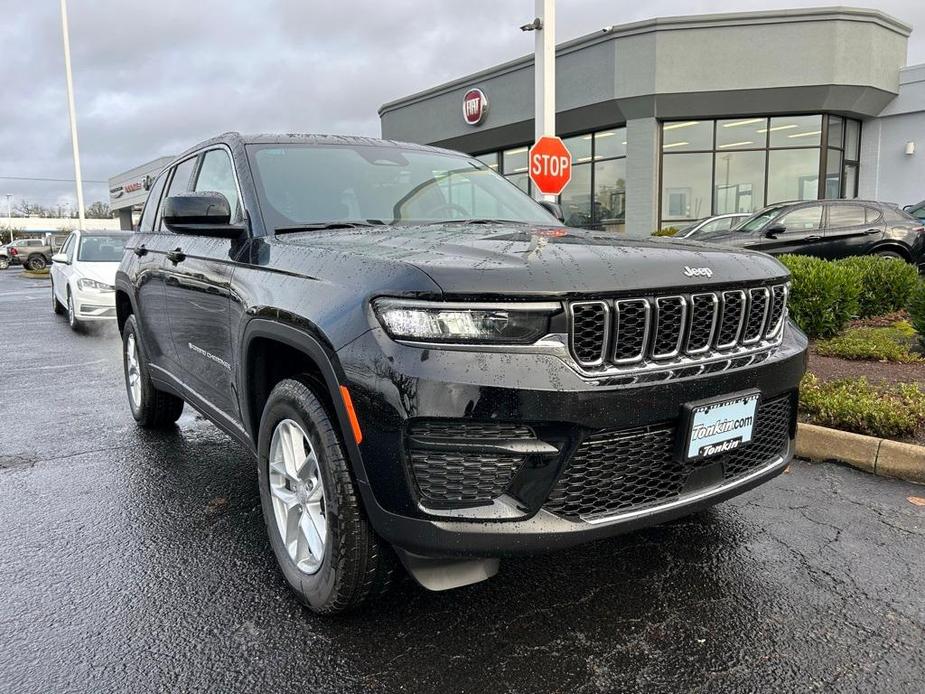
[696,199,925,267]
[116,133,807,613]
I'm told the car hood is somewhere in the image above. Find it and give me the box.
[279,224,788,295]
[75,261,120,286]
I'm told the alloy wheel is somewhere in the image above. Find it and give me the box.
[268,419,327,574]
[125,333,142,407]
[67,294,76,328]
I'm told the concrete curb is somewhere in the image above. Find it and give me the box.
[796,422,925,484]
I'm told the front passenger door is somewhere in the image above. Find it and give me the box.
[162,147,243,424]
[748,205,828,257]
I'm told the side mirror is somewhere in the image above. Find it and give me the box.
[51,253,69,264]
[764,224,786,239]
[903,205,912,212]
[538,200,566,223]
[162,192,243,238]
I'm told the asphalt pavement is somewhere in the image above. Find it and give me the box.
[1,268,924,693]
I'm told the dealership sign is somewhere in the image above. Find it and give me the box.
[110,175,151,200]
[529,136,572,195]
[462,88,488,126]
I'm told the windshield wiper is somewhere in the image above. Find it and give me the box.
[275,220,385,234]
[418,219,528,226]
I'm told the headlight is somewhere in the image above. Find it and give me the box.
[373,299,560,344]
[77,278,113,291]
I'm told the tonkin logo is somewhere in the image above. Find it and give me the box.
[684,266,713,278]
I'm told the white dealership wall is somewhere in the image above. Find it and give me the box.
[859,64,925,206]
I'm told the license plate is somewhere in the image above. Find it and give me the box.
[681,391,760,461]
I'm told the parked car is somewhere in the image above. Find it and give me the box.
[0,237,53,270]
[50,230,128,330]
[903,199,925,222]
[695,199,925,266]
[676,213,751,239]
[116,133,806,613]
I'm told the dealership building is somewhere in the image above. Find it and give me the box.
[379,7,924,236]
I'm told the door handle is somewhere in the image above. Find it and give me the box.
[804,235,822,242]
[133,244,147,257]
[863,228,881,235]
[167,248,186,263]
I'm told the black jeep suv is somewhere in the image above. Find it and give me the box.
[116,133,807,613]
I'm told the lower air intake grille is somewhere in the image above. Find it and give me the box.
[544,394,793,520]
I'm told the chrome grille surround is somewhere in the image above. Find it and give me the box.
[565,282,789,380]
[569,301,611,368]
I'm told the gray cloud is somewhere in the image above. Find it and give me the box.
[1,0,922,209]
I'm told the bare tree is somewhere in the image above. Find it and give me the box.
[85,201,111,219]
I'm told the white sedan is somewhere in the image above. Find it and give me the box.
[50,230,129,330]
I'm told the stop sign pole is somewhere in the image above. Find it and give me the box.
[532,0,558,202]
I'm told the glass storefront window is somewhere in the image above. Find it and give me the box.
[563,134,592,163]
[476,152,499,171]
[844,163,858,199]
[661,153,712,221]
[716,118,768,150]
[767,149,820,203]
[559,163,592,227]
[506,172,530,195]
[595,128,626,159]
[713,151,766,215]
[824,148,843,199]
[827,115,844,149]
[593,158,626,224]
[662,120,713,151]
[503,147,529,175]
[845,120,860,161]
[768,115,822,148]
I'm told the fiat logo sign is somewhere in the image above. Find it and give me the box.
[462,88,488,126]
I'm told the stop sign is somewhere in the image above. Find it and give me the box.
[528,136,572,195]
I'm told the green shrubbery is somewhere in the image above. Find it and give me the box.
[779,254,921,338]
[908,281,925,345]
[651,227,679,237]
[838,256,919,318]
[778,255,859,338]
[800,374,925,438]
[814,321,921,363]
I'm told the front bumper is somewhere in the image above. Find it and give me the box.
[74,288,117,320]
[337,322,807,557]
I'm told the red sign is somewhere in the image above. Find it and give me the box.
[462,88,488,126]
[528,136,572,195]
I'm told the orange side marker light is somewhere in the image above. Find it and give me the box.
[339,385,363,445]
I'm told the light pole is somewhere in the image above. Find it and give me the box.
[526,0,557,203]
[5,194,11,243]
[60,0,86,226]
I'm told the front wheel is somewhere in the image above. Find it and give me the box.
[66,292,81,331]
[257,378,395,614]
[122,314,184,428]
[0,257,9,270]
[874,249,905,261]
[51,281,64,315]
[26,254,47,271]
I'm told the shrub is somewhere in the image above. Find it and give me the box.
[908,281,925,345]
[814,322,921,363]
[837,256,919,318]
[778,255,860,338]
[800,374,925,438]
[651,227,679,237]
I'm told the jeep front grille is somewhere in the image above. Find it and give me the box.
[567,282,788,374]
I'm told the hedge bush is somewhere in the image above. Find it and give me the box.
[908,281,925,346]
[837,256,919,318]
[814,322,921,363]
[778,255,860,338]
[651,227,679,237]
[800,374,925,438]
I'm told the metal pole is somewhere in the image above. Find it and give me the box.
[60,0,85,226]
[534,0,556,202]
[5,194,11,243]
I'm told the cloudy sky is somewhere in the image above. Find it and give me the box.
[1,0,922,212]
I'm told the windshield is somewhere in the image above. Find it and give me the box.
[247,144,559,229]
[737,205,789,232]
[77,235,126,262]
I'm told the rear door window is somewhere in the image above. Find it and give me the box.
[826,204,866,229]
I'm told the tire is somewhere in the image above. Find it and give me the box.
[874,249,905,261]
[66,291,82,331]
[0,257,8,270]
[51,281,64,315]
[257,378,395,614]
[122,314,184,428]
[26,254,47,271]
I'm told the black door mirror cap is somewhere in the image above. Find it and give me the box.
[162,192,243,238]
[765,224,786,238]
